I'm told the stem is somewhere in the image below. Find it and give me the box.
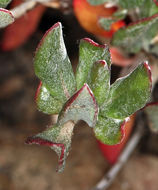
[10,0,59,19]
[91,121,143,190]
[11,1,37,19]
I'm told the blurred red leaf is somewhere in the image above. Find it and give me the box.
[1,0,46,51]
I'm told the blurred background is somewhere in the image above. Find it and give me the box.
[1,1,158,190]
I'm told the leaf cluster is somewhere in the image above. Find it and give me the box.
[26,22,152,172]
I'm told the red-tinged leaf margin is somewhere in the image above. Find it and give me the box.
[153,0,158,6]
[143,61,152,93]
[0,8,14,19]
[35,22,60,55]
[1,2,45,51]
[25,137,65,171]
[124,13,158,29]
[142,101,158,111]
[59,83,98,127]
[81,38,112,68]
[35,81,42,101]
[82,38,107,49]
[119,117,130,144]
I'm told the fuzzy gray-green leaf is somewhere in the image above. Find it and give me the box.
[76,38,111,90]
[87,60,110,106]
[87,0,109,5]
[99,17,117,30]
[101,62,152,119]
[36,82,63,114]
[112,13,158,53]
[118,0,145,9]
[34,22,76,102]
[0,0,12,8]
[58,84,98,127]
[0,8,14,28]
[26,121,74,172]
[94,114,126,145]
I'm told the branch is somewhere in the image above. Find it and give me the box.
[91,120,144,190]
[10,0,60,19]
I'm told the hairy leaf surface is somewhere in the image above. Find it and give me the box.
[94,114,127,145]
[36,82,62,114]
[112,13,158,53]
[26,121,74,172]
[58,84,98,127]
[0,8,14,28]
[34,22,76,102]
[87,60,110,105]
[101,62,152,119]
[76,38,111,89]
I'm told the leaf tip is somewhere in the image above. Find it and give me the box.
[0,8,14,28]
[84,83,99,125]
[143,61,152,91]
[82,38,107,49]
[35,22,62,54]
[25,136,66,172]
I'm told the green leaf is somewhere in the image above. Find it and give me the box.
[99,17,117,30]
[87,0,109,5]
[87,60,110,106]
[0,8,14,28]
[34,22,76,102]
[76,38,111,90]
[94,114,127,145]
[58,84,98,127]
[35,82,63,114]
[118,0,145,9]
[26,121,75,172]
[0,0,12,8]
[144,102,158,133]
[101,61,152,119]
[139,0,158,18]
[112,13,158,53]
[113,9,128,20]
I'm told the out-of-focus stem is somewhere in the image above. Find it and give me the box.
[10,0,60,19]
[91,120,144,190]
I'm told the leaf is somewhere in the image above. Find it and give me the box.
[94,114,128,145]
[101,61,152,119]
[35,82,63,114]
[58,83,98,128]
[1,0,45,51]
[0,8,14,28]
[113,9,128,20]
[34,22,76,102]
[87,60,110,105]
[76,38,111,90]
[139,0,158,18]
[0,0,11,8]
[144,102,158,133]
[99,17,117,30]
[87,0,109,5]
[25,121,75,172]
[112,13,158,53]
[118,0,145,9]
